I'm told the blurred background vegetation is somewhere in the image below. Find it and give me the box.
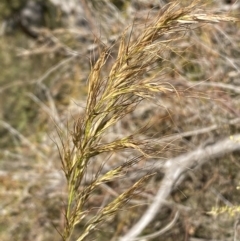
[1,0,240,240]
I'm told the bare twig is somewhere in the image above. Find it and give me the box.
[0,120,47,159]
[120,134,240,240]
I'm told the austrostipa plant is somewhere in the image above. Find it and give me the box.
[58,2,236,240]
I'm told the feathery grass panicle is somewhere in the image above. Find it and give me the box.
[76,173,154,241]
[59,2,237,240]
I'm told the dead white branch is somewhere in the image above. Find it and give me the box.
[120,134,240,241]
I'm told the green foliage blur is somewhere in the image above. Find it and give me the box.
[0,0,63,148]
